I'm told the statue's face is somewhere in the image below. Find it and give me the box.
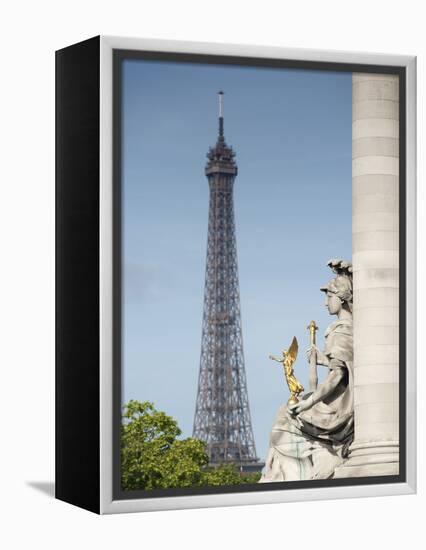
[325,292,342,315]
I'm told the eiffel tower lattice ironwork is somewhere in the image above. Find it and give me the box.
[193,92,260,469]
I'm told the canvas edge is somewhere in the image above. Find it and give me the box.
[404,55,417,496]
[99,35,417,514]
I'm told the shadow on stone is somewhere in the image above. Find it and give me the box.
[27,481,55,498]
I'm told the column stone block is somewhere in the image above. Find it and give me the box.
[335,73,400,478]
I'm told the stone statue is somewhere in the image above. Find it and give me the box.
[260,259,354,482]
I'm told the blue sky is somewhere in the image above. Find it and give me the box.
[121,58,352,460]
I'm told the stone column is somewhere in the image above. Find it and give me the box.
[335,73,399,477]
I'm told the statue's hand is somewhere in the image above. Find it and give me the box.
[307,345,328,366]
[306,344,320,363]
[288,395,314,415]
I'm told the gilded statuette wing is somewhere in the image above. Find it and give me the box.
[285,336,298,365]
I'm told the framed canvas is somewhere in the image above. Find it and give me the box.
[55,35,417,514]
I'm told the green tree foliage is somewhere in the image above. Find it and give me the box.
[121,400,208,490]
[121,400,261,491]
[202,464,261,486]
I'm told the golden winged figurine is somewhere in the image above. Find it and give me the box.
[269,337,304,405]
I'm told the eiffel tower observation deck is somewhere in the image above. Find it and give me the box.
[193,92,262,472]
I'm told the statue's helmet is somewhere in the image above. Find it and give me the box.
[320,259,353,308]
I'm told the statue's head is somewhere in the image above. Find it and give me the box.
[320,259,353,315]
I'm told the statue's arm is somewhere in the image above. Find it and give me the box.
[310,360,345,405]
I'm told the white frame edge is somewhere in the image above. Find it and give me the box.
[99,35,417,514]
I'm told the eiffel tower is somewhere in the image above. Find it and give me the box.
[193,92,261,471]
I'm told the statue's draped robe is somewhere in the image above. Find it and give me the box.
[261,319,354,481]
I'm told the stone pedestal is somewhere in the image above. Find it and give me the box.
[335,73,399,478]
